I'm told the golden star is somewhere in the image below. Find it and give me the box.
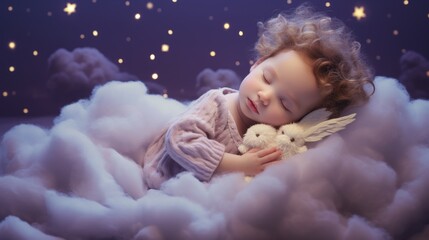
[64,3,77,15]
[352,6,366,20]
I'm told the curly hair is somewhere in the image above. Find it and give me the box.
[255,5,375,117]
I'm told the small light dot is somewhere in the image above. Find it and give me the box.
[224,7,229,11]
[150,54,156,60]
[92,0,97,3]
[80,34,85,39]
[126,37,131,42]
[47,11,52,16]
[325,2,331,7]
[157,8,162,13]
[393,30,399,36]
[403,0,409,5]
[152,73,159,80]
[249,60,255,65]
[161,44,169,52]
[168,29,173,35]
[426,71,429,77]
[427,13,429,18]
[287,0,292,4]
[223,23,230,30]
[118,58,124,64]
[23,108,29,114]
[135,13,141,20]
[8,6,13,11]
[147,2,154,9]
[8,41,16,50]
[366,38,372,44]
[9,66,15,72]
[163,93,168,98]
[401,49,407,54]
[172,0,177,3]
[125,1,130,6]
[238,31,244,36]
[210,51,216,57]
[33,50,38,56]
[209,16,214,21]
[376,55,381,60]
[92,30,99,37]
[235,61,240,66]
[2,91,8,97]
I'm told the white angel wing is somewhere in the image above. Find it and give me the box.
[298,108,332,129]
[303,113,356,142]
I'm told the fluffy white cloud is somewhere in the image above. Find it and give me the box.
[0,77,428,239]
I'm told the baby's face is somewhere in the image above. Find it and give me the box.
[238,50,324,126]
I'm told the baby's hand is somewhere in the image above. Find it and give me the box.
[240,147,282,176]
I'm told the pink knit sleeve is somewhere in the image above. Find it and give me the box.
[164,92,226,181]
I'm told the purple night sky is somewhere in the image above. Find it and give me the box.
[1,0,429,117]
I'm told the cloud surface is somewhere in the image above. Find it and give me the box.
[0,77,428,239]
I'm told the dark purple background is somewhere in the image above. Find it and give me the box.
[1,0,429,117]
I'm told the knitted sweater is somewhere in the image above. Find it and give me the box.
[143,88,243,189]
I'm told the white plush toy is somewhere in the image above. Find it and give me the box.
[238,123,277,154]
[239,108,356,159]
[275,108,356,159]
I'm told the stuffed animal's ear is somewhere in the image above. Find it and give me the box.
[303,113,356,142]
[298,108,332,129]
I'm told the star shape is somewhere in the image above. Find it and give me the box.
[64,3,77,15]
[352,6,366,20]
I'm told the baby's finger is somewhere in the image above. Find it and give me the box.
[259,150,282,164]
[256,147,278,157]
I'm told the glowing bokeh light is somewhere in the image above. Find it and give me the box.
[9,66,15,72]
[2,91,8,97]
[150,54,156,60]
[125,1,130,6]
[403,0,409,5]
[287,0,292,4]
[80,34,85,39]
[147,2,154,9]
[172,0,177,3]
[393,30,399,36]
[210,51,216,57]
[152,73,159,80]
[8,41,16,50]
[92,30,99,37]
[366,38,372,44]
[325,2,331,7]
[33,50,38,56]
[135,13,141,20]
[353,6,366,20]
[63,3,77,15]
[161,44,169,52]
[118,58,124,64]
[235,61,240,66]
[8,6,13,11]
[238,31,244,36]
[168,29,173,35]
[47,11,52,17]
[23,108,29,114]
[223,23,230,30]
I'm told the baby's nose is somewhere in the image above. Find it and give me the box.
[258,89,274,105]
